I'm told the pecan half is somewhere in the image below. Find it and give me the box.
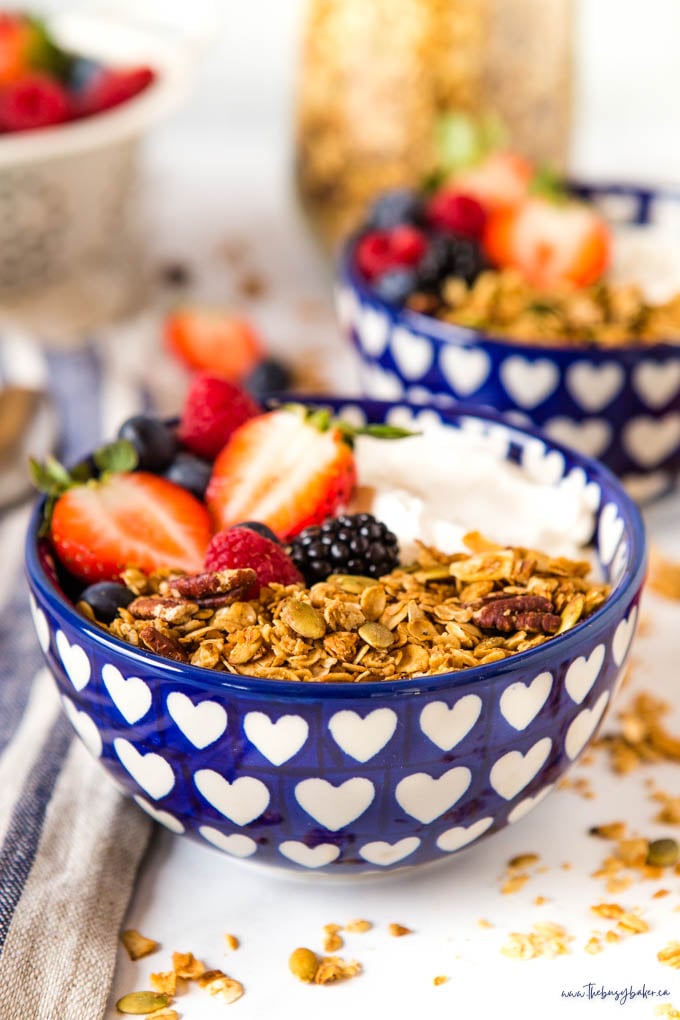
[128,597,198,624]
[139,626,189,662]
[473,595,561,635]
[162,569,257,602]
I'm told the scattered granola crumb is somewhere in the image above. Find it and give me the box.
[121,929,159,962]
[172,952,206,980]
[237,271,267,300]
[653,791,680,826]
[649,548,680,601]
[314,956,362,985]
[615,838,649,866]
[589,821,627,840]
[501,873,531,895]
[655,1005,680,1018]
[658,941,680,969]
[388,923,413,937]
[324,931,344,953]
[149,971,177,996]
[605,931,621,944]
[345,919,372,934]
[533,896,548,906]
[616,911,649,935]
[653,889,671,899]
[477,919,494,929]
[197,969,244,1004]
[561,862,573,870]
[597,692,680,773]
[433,975,449,986]
[145,1010,178,1020]
[223,933,240,952]
[508,852,540,869]
[584,936,603,955]
[591,903,625,920]
[501,922,572,959]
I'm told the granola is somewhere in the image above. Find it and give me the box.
[407,268,680,347]
[97,534,608,681]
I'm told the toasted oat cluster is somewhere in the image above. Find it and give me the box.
[85,532,609,682]
[407,268,680,347]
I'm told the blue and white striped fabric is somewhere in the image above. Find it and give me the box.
[0,341,152,1020]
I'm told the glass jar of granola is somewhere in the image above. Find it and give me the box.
[295,0,573,247]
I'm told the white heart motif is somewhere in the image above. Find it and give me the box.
[623,471,672,504]
[61,696,102,758]
[113,738,175,800]
[566,361,624,411]
[565,691,610,760]
[167,692,227,750]
[29,594,50,653]
[439,345,491,396]
[623,413,680,468]
[55,630,91,692]
[358,306,389,356]
[565,645,605,705]
[194,770,270,825]
[243,711,308,765]
[334,285,360,334]
[612,606,638,667]
[500,356,559,409]
[199,826,257,858]
[500,673,553,731]
[359,837,421,866]
[329,708,397,763]
[390,326,434,380]
[295,777,375,831]
[507,784,554,824]
[102,663,151,725]
[544,417,612,459]
[633,361,680,409]
[436,816,494,853]
[360,363,404,400]
[489,737,552,801]
[521,438,565,486]
[395,766,471,824]
[278,841,340,868]
[133,795,185,833]
[419,696,482,751]
[598,502,624,567]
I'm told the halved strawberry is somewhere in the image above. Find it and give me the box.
[165,308,263,383]
[0,73,69,132]
[484,196,612,289]
[449,151,534,212]
[72,65,155,118]
[31,444,211,583]
[206,408,357,541]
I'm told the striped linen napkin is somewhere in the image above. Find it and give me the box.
[0,339,156,1020]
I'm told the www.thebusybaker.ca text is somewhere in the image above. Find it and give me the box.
[560,982,670,1007]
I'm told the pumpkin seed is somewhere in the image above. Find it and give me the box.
[358,621,395,649]
[116,991,170,1014]
[281,599,326,639]
[360,585,386,620]
[329,574,374,593]
[646,838,679,868]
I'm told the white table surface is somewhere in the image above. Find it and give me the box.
[84,9,680,1013]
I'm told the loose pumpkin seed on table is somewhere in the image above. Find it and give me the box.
[98,532,609,681]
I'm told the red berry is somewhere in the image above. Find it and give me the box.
[73,65,155,118]
[389,225,427,265]
[205,527,302,598]
[355,226,427,281]
[426,190,487,239]
[177,373,261,461]
[164,308,263,383]
[0,73,69,132]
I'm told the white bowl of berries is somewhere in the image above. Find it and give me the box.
[0,9,191,338]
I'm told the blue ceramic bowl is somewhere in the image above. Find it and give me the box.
[337,183,680,502]
[25,398,645,876]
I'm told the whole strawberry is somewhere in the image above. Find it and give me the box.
[177,373,261,461]
[205,527,302,598]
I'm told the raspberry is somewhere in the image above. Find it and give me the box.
[355,227,427,282]
[0,73,69,132]
[177,374,261,461]
[426,190,487,240]
[205,527,302,597]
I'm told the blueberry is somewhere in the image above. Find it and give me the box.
[367,188,423,230]
[233,521,281,544]
[69,57,104,92]
[373,268,418,305]
[163,452,212,499]
[417,235,486,290]
[80,582,134,624]
[244,358,292,401]
[118,415,177,471]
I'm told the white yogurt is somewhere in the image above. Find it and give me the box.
[353,424,596,561]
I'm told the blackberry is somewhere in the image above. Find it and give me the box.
[289,513,400,585]
[417,234,486,290]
